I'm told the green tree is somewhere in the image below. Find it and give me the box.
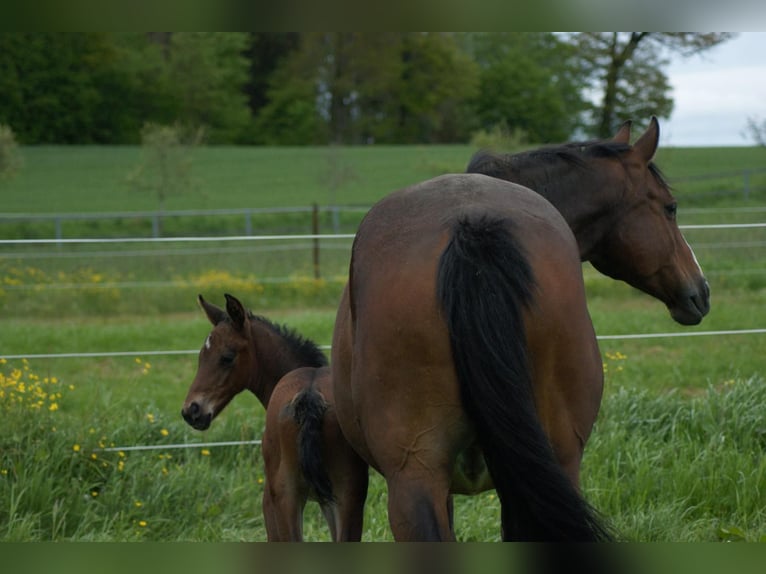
[127,122,204,214]
[165,33,253,144]
[466,33,588,143]
[254,33,479,145]
[744,116,766,147]
[570,33,736,138]
[0,33,127,143]
[244,33,301,119]
[387,33,479,144]
[251,35,328,145]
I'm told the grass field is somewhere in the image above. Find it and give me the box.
[1,144,765,542]
[1,144,765,215]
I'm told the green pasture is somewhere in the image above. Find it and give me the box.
[1,145,765,217]
[1,144,765,542]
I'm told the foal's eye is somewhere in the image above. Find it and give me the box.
[664,203,677,219]
[219,352,236,367]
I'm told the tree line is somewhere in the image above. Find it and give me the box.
[0,32,733,146]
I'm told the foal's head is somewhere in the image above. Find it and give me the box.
[182,293,257,430]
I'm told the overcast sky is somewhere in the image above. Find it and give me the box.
[661,32,766,147]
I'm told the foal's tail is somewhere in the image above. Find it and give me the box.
[292,384,336,506]
[437,216,611,541]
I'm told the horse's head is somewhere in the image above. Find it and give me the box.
[588,117,710,325]
[182,293,255,430]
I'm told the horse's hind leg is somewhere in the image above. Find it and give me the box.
[386,475,454,541]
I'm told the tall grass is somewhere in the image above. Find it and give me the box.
[2,355,764,542]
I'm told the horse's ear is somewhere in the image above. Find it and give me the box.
[224,293,247,332]
[612,120,632,144]
[633,116,660,163]
[198,294,226,326]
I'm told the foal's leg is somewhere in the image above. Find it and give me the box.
[263,475,306,541]
[262,488,302,542]
[330,461,369,541]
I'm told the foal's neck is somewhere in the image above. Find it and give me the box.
[246,319,319,408]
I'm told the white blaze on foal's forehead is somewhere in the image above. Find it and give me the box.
[204,335,212,350]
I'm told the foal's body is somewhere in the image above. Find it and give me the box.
[182,294,368,541]
[262,365,368,541]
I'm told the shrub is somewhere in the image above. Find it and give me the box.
[469,120,528,153]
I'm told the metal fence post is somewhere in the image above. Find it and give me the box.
[245,210,252,235]
[312,203,320,279]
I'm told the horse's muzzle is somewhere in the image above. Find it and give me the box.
[669,278,711,325]
[181,402,212,430]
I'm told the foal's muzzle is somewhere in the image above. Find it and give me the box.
[181,401,212,430]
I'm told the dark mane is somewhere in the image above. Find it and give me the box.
[467,139,671,191]
[249,312,328,368]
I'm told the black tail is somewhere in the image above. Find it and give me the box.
[292,385,336,506]
[437,216,611,541]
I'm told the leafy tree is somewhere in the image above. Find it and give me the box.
[388,33,479,144]
[165,33,253,144]
[250,35,329,145]
[466,33,588,144]
[0,33,127,143]
[744,116,766,147]
[570,33,736,138]
[126,122,204,213]
[255,33,479,145]
[244,33,301,119]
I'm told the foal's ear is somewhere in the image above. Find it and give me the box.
[633,116,660,163]
[198,294,227,326]
[224,293,247,332]
[612,120,632,144]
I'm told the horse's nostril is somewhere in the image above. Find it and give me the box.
[182,402,201,424]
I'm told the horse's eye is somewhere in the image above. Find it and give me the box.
[664,203,677,219]
[219,352,236,367]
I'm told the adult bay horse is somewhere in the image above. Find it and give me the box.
[332,174,611,541]
[182,294,368,541]
[467,117,710,325]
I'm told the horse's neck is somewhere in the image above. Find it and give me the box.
[509,163,616,261]
[246,321,299,408]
